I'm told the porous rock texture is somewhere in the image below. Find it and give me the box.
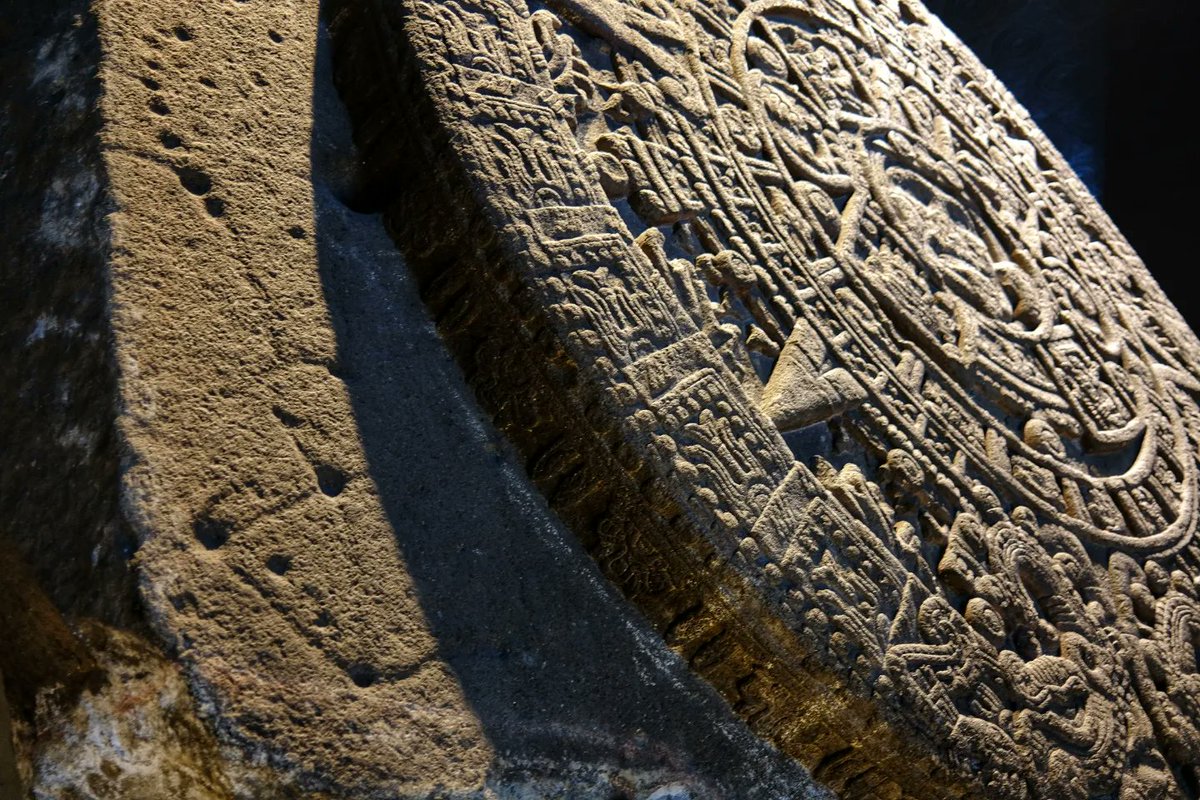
[2,1,831,798]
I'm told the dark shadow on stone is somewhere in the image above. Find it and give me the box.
[0,669,18,800]
[0,0,142,641]
[309,7,828,797]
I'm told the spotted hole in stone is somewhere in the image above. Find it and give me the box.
[169,592,198,612]
[199,76,218,89]
[140,76,161,91]
[148,97,171,116]
[204,197,226,217]
[314,610,334,627]
[287,226,307,239]
[271,405,303,428]
[147,59,162,70]
[173,26,193,41]
[193,517,231,550]
[314,464,346,497]
[159,131,182,149]
[266,554,291,575]
[268,29,283,43]
[251,72,269,87]
[176,166,211,196]
[348,663,378,688]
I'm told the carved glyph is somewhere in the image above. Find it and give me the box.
[351,0,1200,796]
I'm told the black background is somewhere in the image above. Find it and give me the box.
[923,0,1200,330]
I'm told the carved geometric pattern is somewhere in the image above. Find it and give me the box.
[329,1,1200,797]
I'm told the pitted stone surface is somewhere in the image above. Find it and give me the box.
[326,1,1200,798]
[85,1,832,798]
[98,3,490,792]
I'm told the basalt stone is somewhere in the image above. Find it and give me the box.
[323,1,1200,798]
[2,1,832,798]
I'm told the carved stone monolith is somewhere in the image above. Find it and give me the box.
[3,1,833,798]
[325,1,1200,798]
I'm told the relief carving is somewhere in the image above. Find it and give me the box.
[328,0,1200,796]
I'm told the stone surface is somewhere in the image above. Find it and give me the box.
[2,0,831,798]
[324,1,1200,798]
[9,1,1200,798]
[99,1,489,791]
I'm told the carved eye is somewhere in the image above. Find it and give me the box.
[746,37,786,76]
[965,598,1007,643]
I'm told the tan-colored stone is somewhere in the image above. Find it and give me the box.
[96,1,492,793]
[322,1,1200,798]
[42,1,829,798]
